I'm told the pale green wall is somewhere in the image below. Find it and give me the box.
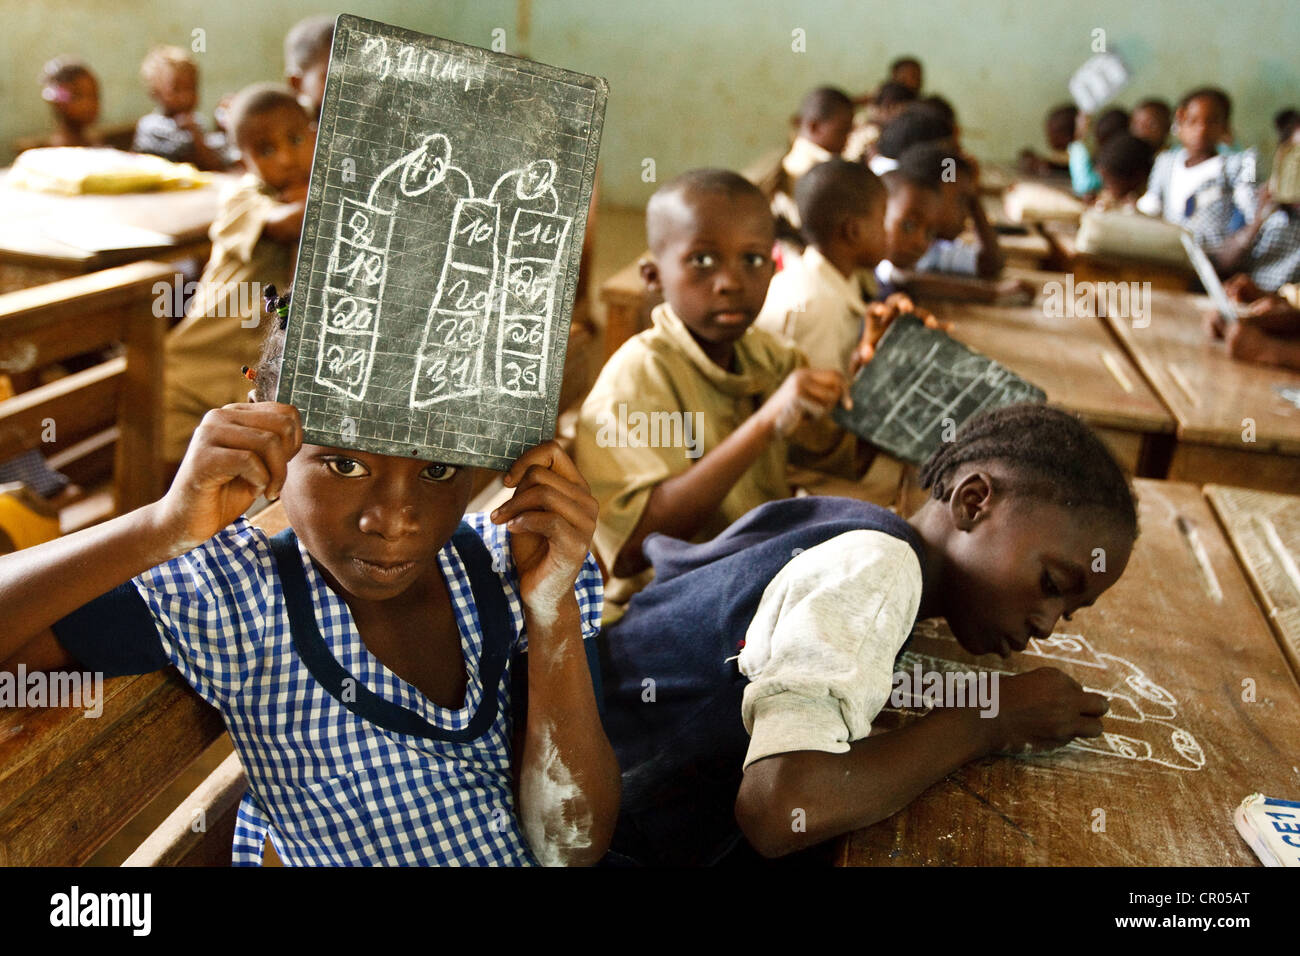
[3,0,1297,207]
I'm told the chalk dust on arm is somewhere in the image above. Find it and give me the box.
[519,719,593,866]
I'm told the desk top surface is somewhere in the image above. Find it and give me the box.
[839,479,1300,866]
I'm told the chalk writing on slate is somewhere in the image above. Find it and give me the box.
[278,14,607,469]
[833,314,1046,464]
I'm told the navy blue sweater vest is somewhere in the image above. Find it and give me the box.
[600,496,926,865]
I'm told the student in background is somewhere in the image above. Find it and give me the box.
[0,309,618,866]
[600,403,1135,865]
[867,101,955,176]
[573,170,849,622]
[285,13,336,120]
[133,46,228,170]
[873,148,941,296]
[1093,131,1156,210]
[769,87,855,230]
[845,81,918,162]
[757,160,888,376]
[910,143,1004,279]
[890,56,923,95]
[1206,283,1300,371]
[1069,106,1130,198]
[1209,182,1300,293]
[161,84,313,470]
[1137,87,1256,236]
[1131,98,1173,153]
[37,56,100,148]
[1018,103,1077,177]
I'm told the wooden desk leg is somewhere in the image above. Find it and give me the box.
[1136,432,1176,479]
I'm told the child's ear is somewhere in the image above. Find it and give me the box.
[287,73,304,95]
[948,471,994,531]
[639,256,661,292]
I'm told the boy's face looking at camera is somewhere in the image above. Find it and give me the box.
[279,444,476,604]
[933,176,970,241]
[237,103,315,194]
[152,62,199,116]
[928,466,1133,659]
[883,180,937,268]
[642,187,776,361]
[1176,95,1228,160]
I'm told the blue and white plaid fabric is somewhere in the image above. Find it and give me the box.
[130,513,603,866]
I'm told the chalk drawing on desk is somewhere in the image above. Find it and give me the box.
[894,624,1205,772]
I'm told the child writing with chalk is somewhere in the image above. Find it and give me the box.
[0,296,620,866]
[600,404,1136,865]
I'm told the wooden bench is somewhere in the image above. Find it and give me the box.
[0,499,289,867]
[0,259,176,527]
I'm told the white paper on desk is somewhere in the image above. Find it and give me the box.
[1069,53,1129,113]
[37,218,175,254]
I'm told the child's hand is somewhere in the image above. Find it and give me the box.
[853,294,947,370]
[157,402,302,551]
[760,368,849,436]
[1224,322,1281,366]
[491,441,598,625]
[1224,273,1264,303]
[987,667,1109,755]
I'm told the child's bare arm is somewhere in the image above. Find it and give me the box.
[966,190,1005,278]
[0,403,302,668]
[735,667,1108,857]
[612,368,847,578]
[492,441,620,866]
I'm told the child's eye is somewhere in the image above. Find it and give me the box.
[744,253,769,268]
[689,253,716,268]
[421,463,458,482]
[325,457,369,477]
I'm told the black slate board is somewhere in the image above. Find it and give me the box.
[278,14,607,470]
[833,314,1046,464]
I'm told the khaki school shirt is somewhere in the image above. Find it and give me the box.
[162,173,295,463]
[574,303,801,622]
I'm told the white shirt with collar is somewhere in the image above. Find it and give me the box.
[756,245,875,375]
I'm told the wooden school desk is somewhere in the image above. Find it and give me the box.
[0,168,235,280]
[838,479,1300,866]
[936,271,1174,475]
[1204,484,1300,681]
[1040,223,1197,294]
[599,254,661,360]
[1103,287,1300,494]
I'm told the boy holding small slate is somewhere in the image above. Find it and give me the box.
[574,170,853,622]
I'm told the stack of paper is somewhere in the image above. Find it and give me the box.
[1234,793,1300,866]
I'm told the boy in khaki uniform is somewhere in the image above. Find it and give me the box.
[575,170,849,622]
[162,84,314,467]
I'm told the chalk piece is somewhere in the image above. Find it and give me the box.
[278,15,607,470]
[832,314,1046,465]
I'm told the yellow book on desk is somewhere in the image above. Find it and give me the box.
[9,147,206,195]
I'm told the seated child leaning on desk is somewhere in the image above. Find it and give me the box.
[573,170,851,623]
[1206,277,1300,372]
[161,84,313,470]
[0,300,619,866]
[600,403,1136,865]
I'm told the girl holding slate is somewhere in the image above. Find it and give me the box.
[0,297,620,867]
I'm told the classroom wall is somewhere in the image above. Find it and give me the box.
[3,0,1298,208]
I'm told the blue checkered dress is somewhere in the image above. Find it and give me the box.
[117,513,601,866]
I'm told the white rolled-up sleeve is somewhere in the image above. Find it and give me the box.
[738,530,923,769]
